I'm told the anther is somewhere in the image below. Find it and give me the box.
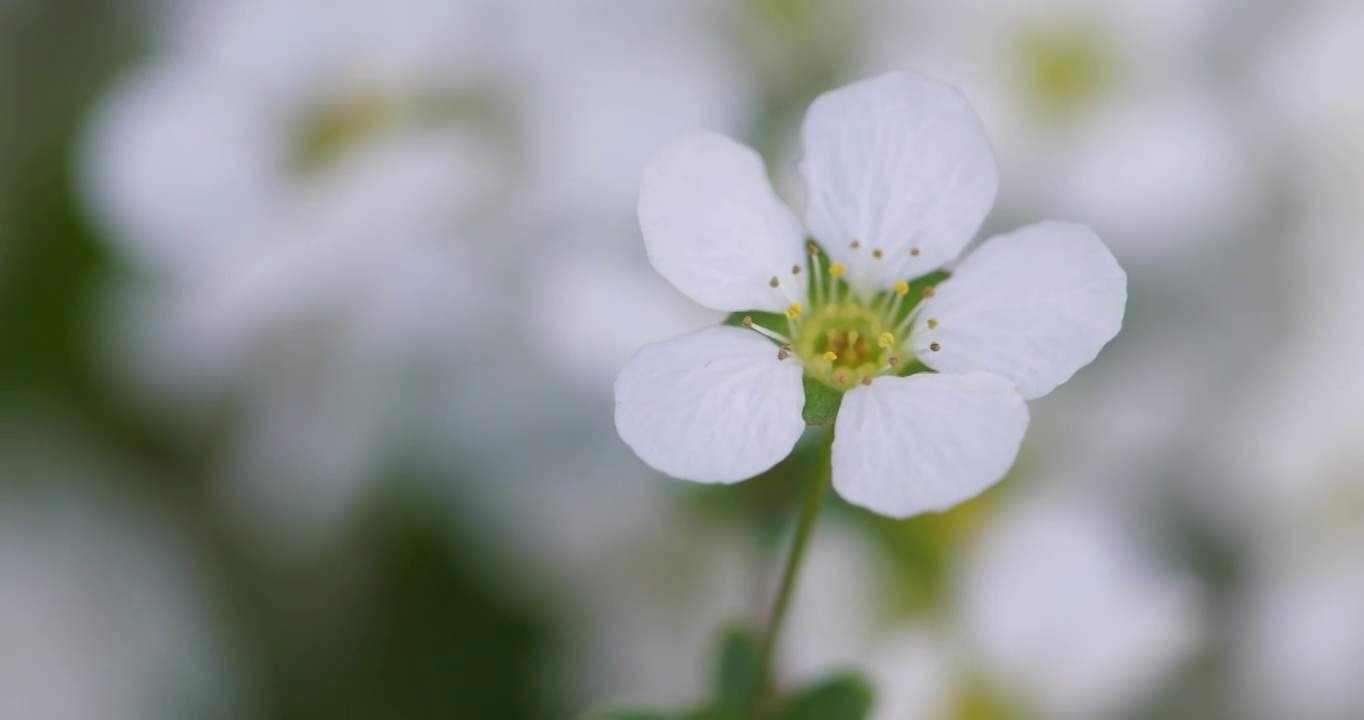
[822,351,838,363]
[927,318,939,330]
[850,240,861,249]
[923,286,936,298]
[741,316,753,327]
[910,247,921,257]
[861,376,873,386]
[930,342,941,352]
[785,303,803,319]
[872,249,883,259]
[835,373,846,384]
[878,332,894,348]
[781,343,792,352]
[792,265,802,274]
[829,263,847,277]
[893,280,909,295]
[888,356,900,366]
[808,245,818,256]
[769,276,780,288]
[777,349,790,360]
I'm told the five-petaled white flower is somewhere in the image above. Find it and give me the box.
[614,71,1127,518]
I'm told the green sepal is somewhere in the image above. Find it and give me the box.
[878,269,951,329]
[771,673,875,720]
[722,310,788,336]
[713,626,763,713]
[801,376,842,426]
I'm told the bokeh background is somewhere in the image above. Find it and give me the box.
[2,0,1362,718]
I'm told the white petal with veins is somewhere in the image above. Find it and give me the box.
[832,372,1027,517]
[615,326,806,484]
[913,221,1126,399]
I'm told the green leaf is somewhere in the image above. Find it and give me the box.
[713,627,762,713]
[772,674,875,720]
[801,376,842,426]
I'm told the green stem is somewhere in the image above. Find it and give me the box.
[752,431,834,714]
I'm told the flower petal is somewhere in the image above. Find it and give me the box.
[800,71,998,289]
[911,221,1127,400]
[638,133,807,312]
[615,325,806,483]
[831,372,1027,518]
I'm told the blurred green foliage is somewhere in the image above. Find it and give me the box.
[588,625,873,720]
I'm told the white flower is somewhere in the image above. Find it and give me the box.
[614,71,1127,518]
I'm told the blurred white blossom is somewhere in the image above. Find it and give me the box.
[1237,541,1364,720]
[82,0,520,545]
[0,421,241,720]
[1258,0,1364,195]
[864,0,1259,264]
[956,491,1204,719]
[1217,193,1364,720]
[509,0,748,394]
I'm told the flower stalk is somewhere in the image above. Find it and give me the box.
[752,430,835,713]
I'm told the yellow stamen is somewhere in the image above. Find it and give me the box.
[893,280,909,295]
[878,332,894,348]
[785,303,803,319]
[927,318,939,330]
[829,263,847,277]
[822,351,838,363]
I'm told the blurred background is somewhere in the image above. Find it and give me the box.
[1,0,1362,717]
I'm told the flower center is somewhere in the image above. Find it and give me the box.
[796,302,893,390]
[736,241,946,393]
[295,94,401,173]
